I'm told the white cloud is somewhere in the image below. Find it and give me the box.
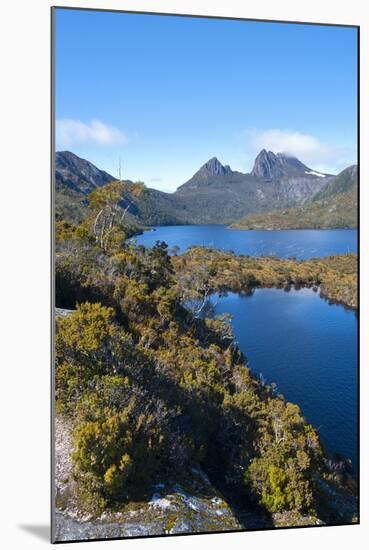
[248,128,355,174]
[56,119,128,147]
[253,129,327,158]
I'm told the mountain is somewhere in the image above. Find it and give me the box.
[231,165,358,230]
[171,152,333,223]
[54,152,184,226]
[177,157,233,193]
[312,165,357,201]
[251,149,328,180]
[55,151,117,224]
[55,151,114,194]
[249,149,333,202]
[55,150,341,226]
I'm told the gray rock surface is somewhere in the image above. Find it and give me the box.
[251,149,316,180]
[55,308,74,318]
[53,417,241,542]
[177,157,233,192]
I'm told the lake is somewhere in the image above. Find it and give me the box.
[135,225,357,259]
[213,288,358,472]
[135,225,358,471]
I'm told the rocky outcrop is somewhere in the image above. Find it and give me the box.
[54,481,241,541]
[251,149,322,181]
[54,416,78,515]
[55,308,74,318]
[177,157,233,193]
[53,416,241,542]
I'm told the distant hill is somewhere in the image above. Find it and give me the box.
[231,165,358,230]
[56,150,114,194]
[55,151,115,223]
[312,165,357,201]
[54,151,184,225]
[55,150,347,226]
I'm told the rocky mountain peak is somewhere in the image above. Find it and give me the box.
[198,157,233,178]
[251,150,278,179]
[176,157,233,193]
[251,149,310,181]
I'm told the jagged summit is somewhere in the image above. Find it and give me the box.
[251,149,312,181]
[189,156,232,180]
[177,157,233,193]
[200,157,233,178]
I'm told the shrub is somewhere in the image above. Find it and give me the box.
[55,303,135,413]
[73,399,168,504]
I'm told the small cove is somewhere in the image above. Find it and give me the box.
[212,287,358,472]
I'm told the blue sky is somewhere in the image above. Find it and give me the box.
[55,9,358,192]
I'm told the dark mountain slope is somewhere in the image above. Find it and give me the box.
[55,151,114,194]
[128,188,189,226]
[55,151,116,223]
[54,152,188,225]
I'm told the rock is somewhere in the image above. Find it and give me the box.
[53,417,241,541]
[251,149,314,181]
[55,308,74,318]
[169,518,194,534]
[149,494,175,511]
[177,157,233,192]
[54,416,76,512]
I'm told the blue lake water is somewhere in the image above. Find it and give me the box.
[135,225,357,259]
[214,288,358,472]
[136,225,358,471]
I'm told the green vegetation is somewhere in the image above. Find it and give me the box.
[173,247,357,310]
[55,296,331,518]
[88,180,145,250]
[55,187,88,225]
[55,186,357,525]
[313,166,357,201]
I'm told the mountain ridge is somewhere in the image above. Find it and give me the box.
[251,149,330,180]
[55,150,345,226]
[177,157,233,193]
